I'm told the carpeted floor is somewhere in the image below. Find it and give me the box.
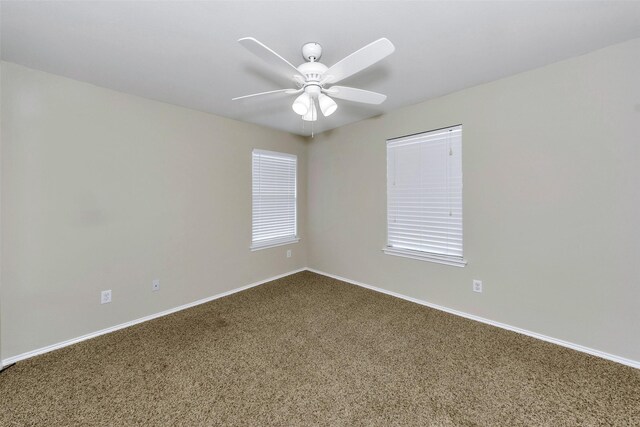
[1,271,639,426]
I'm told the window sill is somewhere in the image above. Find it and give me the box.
[251,237,300,251]
[383,247,467,267]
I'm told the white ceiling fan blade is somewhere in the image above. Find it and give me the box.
[324,86,387,104]
[293,75,306,87]
[322,38,395,84]
[238,37,303,82]
[232,88,301,101]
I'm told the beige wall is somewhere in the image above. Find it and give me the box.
[0,60,3,367]
[1,62,308,360]
[307,38,640,362]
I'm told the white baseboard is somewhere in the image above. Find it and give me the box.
[306,268,640,370]
[4,266,638,370]
[1,268,306,366]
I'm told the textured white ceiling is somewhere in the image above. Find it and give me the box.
[2,1,640,136]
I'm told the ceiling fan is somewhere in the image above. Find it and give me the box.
[233,37,395,122]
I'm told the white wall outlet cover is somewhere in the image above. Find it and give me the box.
[101,290,112,304]
[152,279,160,291]
[473,280,483,293]
[286,250,292,258]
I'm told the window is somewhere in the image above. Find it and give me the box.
[251,149,299,250]
[384,125,466,267]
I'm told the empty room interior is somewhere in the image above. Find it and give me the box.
[1,1,640,425]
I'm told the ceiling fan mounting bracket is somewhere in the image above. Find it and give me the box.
[302,42,322,62]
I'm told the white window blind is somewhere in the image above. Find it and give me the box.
[384,125,466,267]
[251,149,299,250]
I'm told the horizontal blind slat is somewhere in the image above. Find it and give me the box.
[387,125,463,259]
[252,150,297,245]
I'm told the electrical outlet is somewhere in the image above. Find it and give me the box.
[152,279,160,292]
[101,290,112,304]
[473,280,483,293]
[286,250,292,258]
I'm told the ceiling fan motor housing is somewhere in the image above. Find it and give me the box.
[297,61,328,84]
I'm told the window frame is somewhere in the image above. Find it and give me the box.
[383,125,467,267]
[250,149,299,251]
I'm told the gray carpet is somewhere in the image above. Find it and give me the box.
[1,271,639,426]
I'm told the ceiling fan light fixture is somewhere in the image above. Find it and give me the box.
[302,102,317,121]
[318,94,338,117]
[292,92,311,115]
